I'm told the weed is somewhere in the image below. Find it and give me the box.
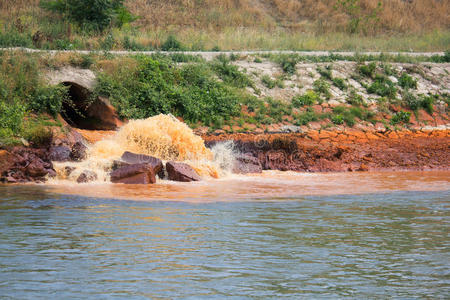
[347,89,364,106]
[391,111,411,125]
[211,60,252,88]
[398,73,417,90]
[261,75,276,89]
[313,79,331,99]
[332,77,347,90]
[317,65,333,80]
[161,35,184,51]
[294,111,319,126]
[276,55,298,74]
[292,91,319,107]
[358,62,377,78]
[367,75,397,98]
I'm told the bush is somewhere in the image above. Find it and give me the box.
[367,75,397,98]
[317,66,332,80]
[313,79,331,99]
[358,62,377,78]
[295,111,319,126]
[211,60,252,88]
[277,55,298,74]
[391,111,411,125]
[0,101,26,137]
[28,85,69,117]
[95,56,243,125]
[331,114,344,125]
[292,91,318,107]
[261,75,276,89]
[40,0,135,32]
[420,95,435,114]
[332,77,347,90]
[161,35,184,51]
[398,73,417,90]
[0,30,33,48]
[347,89,364,106]
[403,91,420,110]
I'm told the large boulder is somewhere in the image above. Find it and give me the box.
[26,158,49,178]
[110,163,156,184]
[166,162,201,182]
[49,145,71,161]
[119,151,164,178]
[232,154,262,174]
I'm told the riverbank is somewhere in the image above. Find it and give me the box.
[203,128,450,173]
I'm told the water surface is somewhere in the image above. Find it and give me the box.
[0,172,449,298]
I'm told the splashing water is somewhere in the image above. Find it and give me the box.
[52,114,235,183]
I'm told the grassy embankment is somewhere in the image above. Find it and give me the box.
[0,0,449,51]
[0,50,449,147]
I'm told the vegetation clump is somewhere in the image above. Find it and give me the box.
[292,91,319,107]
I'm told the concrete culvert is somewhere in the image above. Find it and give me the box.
[61,82,122,130]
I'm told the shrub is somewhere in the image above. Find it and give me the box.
[95,56,243,125]
[0,101,26,137]
[332,77,347,90]
[403,91,420,110]
[292,91,318,107]
[347,89,364,106]
[391,111,411,125]
[294,111,319,126]
[0,30,33,48]
[28,85,69,117]
[277,55,298,74]
[313,79,331,99]
[122,36,147,51]
[40,0,135,32]
[398,73,417,90]
[261,75,276,89]
[420,95,434,114]
[161,35,184,51]
[358,62,377,78]
[331,114,344,125]
[367,75,397,98]
[317,65,332,80]
[211,60,252,88]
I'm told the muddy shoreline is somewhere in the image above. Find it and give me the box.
[203,129,450,173]
[1,127,449,183]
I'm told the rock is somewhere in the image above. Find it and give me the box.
[0,150,17,176]
[63,166,76,177]
[26,158,48,177]
[110,163,156,184]
[49,146,71,161]
[280,125,302,133]
[120,151,164,178]
[76,170,98,183]
[70,142,87,161]
[166,162,201,182]
[46,168,57,178]
[233,154,263,174]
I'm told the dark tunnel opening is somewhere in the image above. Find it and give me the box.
[61,82,121,130]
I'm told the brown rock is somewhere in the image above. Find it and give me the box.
[110,163,156,184]
[233,154,262,174]
[120,151,164,178]
[26,159,48,177]
[76,170,98,183]
[70,142,88,161]
[166,162,201,182]
[0,150,17,176]
[49,146,71,161]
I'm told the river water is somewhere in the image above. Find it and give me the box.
[1,171,449,299]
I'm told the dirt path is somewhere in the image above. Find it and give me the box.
[0,47,445,61]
